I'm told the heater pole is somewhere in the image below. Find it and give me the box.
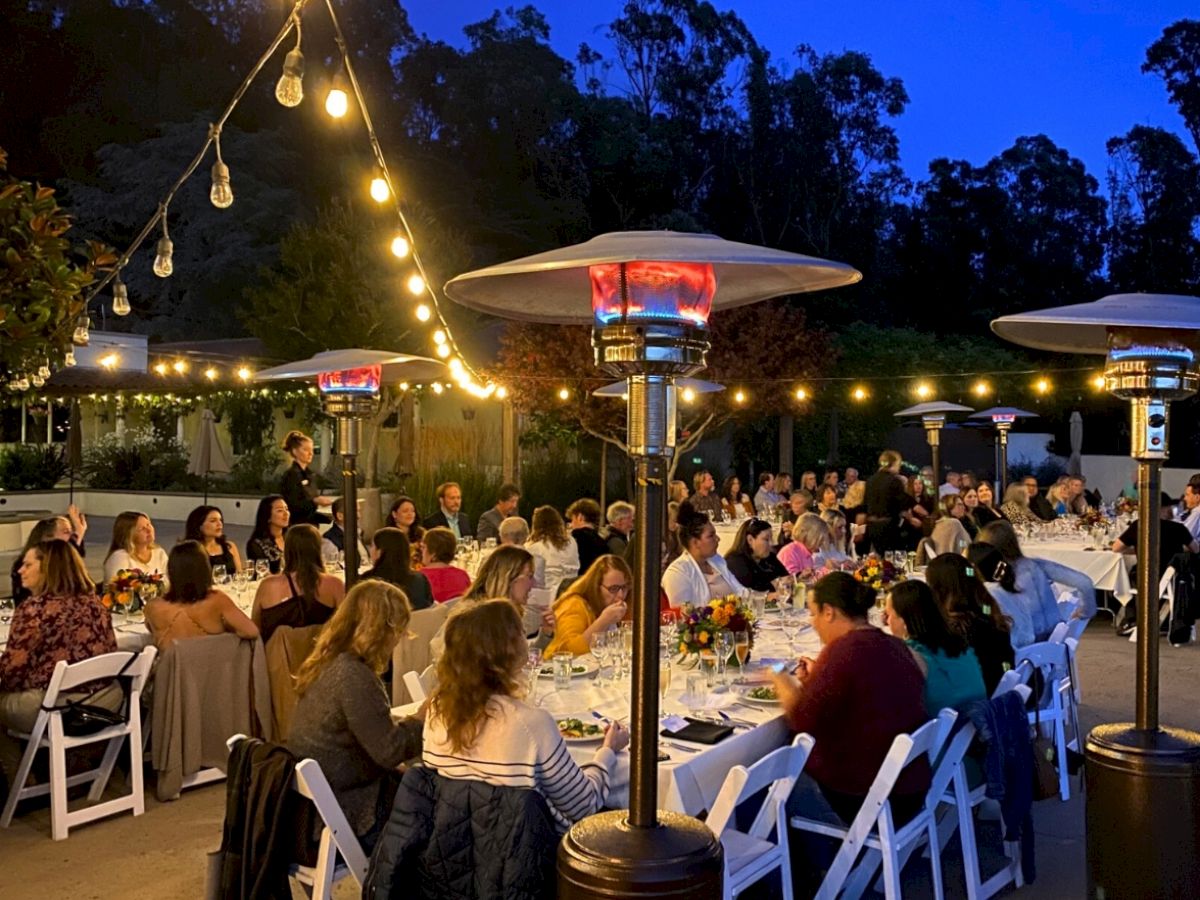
[1135,459,1161,731]
[629,453,664,826]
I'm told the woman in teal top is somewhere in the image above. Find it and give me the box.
[885,580,987,712]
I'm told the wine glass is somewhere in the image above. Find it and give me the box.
[716,630,734,686]
[660,611,678,652]
[212,564,228,586]
[734,631,751,673]
[780,604,799,655]
[254,559,270,581]
[658,645,673,706]
[590,632,608,687]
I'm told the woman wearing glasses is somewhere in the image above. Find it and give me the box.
[542,555,633,658]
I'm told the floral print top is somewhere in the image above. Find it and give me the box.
[0,592,118,692]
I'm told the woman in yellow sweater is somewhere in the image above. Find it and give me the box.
[542,555,633,658]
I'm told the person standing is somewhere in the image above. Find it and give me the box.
[422,483,473,539]
[475,484,521,544]
[279,430,332,526]
[864,451,913,554]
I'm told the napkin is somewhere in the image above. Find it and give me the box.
[660,717,735,745]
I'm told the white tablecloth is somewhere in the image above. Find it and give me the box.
[1024,540,1133,605]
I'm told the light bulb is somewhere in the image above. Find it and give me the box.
[173,360,188,374]
[449,357,464,374]
[433,329,446,345]
[1091,374,1106,390]
[415,304,431,322]
[370,175,389,203]
[237,366,252,381]
[325,86,348,118]
[204,367,218,380]
[399,381,409,391]
[406,273,425,295]
[734,390,746,404]
[113,277,130,316]
[558,387,570,400]
[852,386,867,401]
[432,383,444,395]
[15,377,29,391]
[73,316,90,345]
[390,235,411,258]
[496,386,508,399]
[153,236,174,277]
[915,382,932,399]
[1035,378,1051,395]
[680,387,696,403]
[436,344,451,358]
[154,362,168,375]
[64,350,76,367]
[795,387,808,401]
[31,373,45,388]
[37,363,51,379]
[973,381,990,397]
[275,47,305,107]
[210,159,233,208]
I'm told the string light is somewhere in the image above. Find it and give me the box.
[433,330,447,345]
[852,386,868,401]
[794,386,808,401]
[734,389,746,404]
[1091,374,1106,391]
[914,382,932,399]
[274,15,304,107]
[436,344,451,358]
[204,367,218,380]
[99,353,119,370]
[325,64,349,118]
[415,304,431,322]
[1035,377,1052,395]
[973,381,991,397]
[73,315,90,346]
[406,273,425,295]
[172,360,188,374]
[152,207,173,277]
[237,366,252,381]
[680,386,696,403]
[431,382,444,395]
[399,381,409,391]
[496,386,508,399]
[30,373,45,388]
[369,170,389,203]
[153,363,168,375]
[390,235,410,258]
[209,128,233,209]
[558,387,571,400]
[64,350,76,368]
[112,274,130,316]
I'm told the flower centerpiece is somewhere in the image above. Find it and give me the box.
[677,595,757,657]
[1115,496,1137,517]
[101,568,165,614]
[1076,507,1110,530]
[852,554,902,593]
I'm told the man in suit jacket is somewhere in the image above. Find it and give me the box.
[423,481,474,539]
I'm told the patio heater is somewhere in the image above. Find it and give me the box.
[894,400,974,485]
[968,406,1038,497]
[255,349,447,586]
[994,293,1200,900]
[446,230,860,897]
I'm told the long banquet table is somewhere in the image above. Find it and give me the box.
[1023,539,1133,606]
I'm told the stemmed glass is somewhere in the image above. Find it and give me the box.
[734,631,751,675]
[660,611,678,653]
[254,559,270,581]
[658,645,673,708]
[618,622,634,679]
[590,631,609,687]
[212,564,228,586]
[716,630,734,687]
[780,604,799,656]
[525,651,543,704]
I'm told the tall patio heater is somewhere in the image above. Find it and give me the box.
[968,406,1038,497]
[255,349,447,586]
[894,400,974,485]
[446,231,860,897]
[993,293,1200,900]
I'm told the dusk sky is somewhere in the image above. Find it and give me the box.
[408,0,1195,184]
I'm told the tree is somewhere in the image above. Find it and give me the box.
[0,148,115,387]
[490,299,831,478]
[1143,19,1200,154]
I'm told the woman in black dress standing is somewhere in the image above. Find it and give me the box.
[279,430,332,526]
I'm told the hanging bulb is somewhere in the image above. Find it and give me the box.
[210,160,233,208]
[406,273,425,295]
[370,170,389,203]
[112,275,131,316]
[325,64,349,118]
[15,376,30,392]
[431,383,444,395]
[390,234,411,258]
[73,315,90,345]
[30,373,45,388]
[64,349,76,367]
[275,48,305,108]
[37,362,51,380]
[433,329,447,345]
[153,236,174,277]
[415,304,431,322]
[436,343,451,359]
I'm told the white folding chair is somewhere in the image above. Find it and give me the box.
[1126,566,1177,642]
[790,710,957,900]
[707,733,814,899]
[401,665,436,704]
[1015,642,1077,801]
[226,734,368,899]
[1,646,157,840]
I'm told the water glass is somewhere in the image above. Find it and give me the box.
[553,652,574,691]
[793,581,808,612]
[699,652,718,688]
[749,591,767,621]
[254,559,270,581]
[715,630,734,686]
[658,645,673,702]
[589,632,607,686]
[619,623,634,678]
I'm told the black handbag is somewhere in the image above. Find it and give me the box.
[41,653,137,737]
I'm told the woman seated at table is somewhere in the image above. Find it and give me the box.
[418,527,471,603]
[978,520,1096,641]
[725,517,788,592]
[972,482,1004,527]
[362,528,433,612]
[525,505,580,599]
[386,496,425,554]
[999,483,1042,527]
[542,555,633,658]
[184,504,243,575]
[252,524,344,646]
[777,514,833,575]
[815,485,840,516]
[103,510,169,584]
[961,486,992,536]
[1047,478,1072,517]
[8,508,87,606]
[885,580,987,713]
[966,542,1036,649]
[423,599,628,834]
[818,509,853,562]
[772,572,929,831]
[430,545,551,659]
[661,502,753,609]
[927,494,973,557]
[720,475,754,520]
[924,554,1013,694]
[289,579,424,850]
[246,494,289,574]
[144,541,258,652]
[1,540,119,786]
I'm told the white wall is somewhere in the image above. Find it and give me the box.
[1078,455,1199,502]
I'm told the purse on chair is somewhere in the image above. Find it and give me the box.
[42,654,137,737]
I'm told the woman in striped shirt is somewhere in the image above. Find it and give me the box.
[423,599,628,832]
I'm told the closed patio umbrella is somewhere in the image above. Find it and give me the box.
[1068,410,1083,476]
[188,409,232,502]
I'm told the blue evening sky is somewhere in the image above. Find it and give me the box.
[407,0,1195,184]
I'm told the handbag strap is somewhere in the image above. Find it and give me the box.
[41,652,138,714]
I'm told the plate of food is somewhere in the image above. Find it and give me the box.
[556,716,606,743]
[537,658,595,679]
[742,685,781,706]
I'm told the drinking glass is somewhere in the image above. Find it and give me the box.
[553,652,574,691]
[658,645,673,704]
[212,564,229,586]
[619,622,634,678]
[780,605,799,655]
[715,630,734,686]
[685,673,706,715]
[137,583,157,617]
[660,612,678,651]
[699,651,718,688]
[589,632,607,686]
[734,632,751,672]
[526,651,543,702]
[254,559,270,581]
[793,581,808,612]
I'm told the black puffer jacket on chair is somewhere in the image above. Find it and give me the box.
[363,766,559,900]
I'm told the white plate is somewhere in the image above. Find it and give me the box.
[741,690,781,706]
[538,658,597,679]
[555,716,606,743]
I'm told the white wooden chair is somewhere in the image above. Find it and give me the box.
[401,665,436,704]
[790,709,957,900]
[226,734,368,899]
[1015,642,1077,801]
[1,646,157,840]
[706,733,814,899]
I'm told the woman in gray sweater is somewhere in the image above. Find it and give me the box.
[288,579,423,847]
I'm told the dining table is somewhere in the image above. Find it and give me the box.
[1022,538,1133,606]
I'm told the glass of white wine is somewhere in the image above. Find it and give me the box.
[734,631,751,673]
[658,645,673,705]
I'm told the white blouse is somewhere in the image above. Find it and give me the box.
[104,547,170,586]
[525,537,580,597]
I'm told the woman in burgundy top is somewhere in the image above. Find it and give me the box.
[774,571,929,830]
[419,527,471,604]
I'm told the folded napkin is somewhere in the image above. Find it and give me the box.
[660,717,735,745]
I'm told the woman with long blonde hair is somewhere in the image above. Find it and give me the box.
[423,599,627,833]
[103,510,169,584]
[288,580,423,847]
[542,555,632,658]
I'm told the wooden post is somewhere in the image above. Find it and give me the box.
[778,415,794,475]
[501,399,520,486]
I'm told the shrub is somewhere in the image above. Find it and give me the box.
[221,445,284,495]
[0,444,67,490]
[81,428,195,491]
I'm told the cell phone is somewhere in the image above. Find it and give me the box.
[769,662,789,674]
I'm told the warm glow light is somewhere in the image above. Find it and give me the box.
[431,382,444,394]
[415,304,431,322]
[399,381,410,391]
[496,386,508,399]
[153,363,168,376]
[1091,374,1106,390]
[558,387,571,401]
[794,386,808,401]
[406,274,425,295]
[1035,377,1051,395]
[734,389,746,404]
[172,360,188,374]
[99,353,119,370]
[973,381,991,397]
[237,366,252,381]
[390,235,411,258]
[449,357,464,374]
[325,87,348,118]
[914,382,932,399]
[680,387,696,403]
[370,176,389,203]
[433,330,446,345]
[436,344,451,358]
[852,386,868,401]
[204,367,218,380]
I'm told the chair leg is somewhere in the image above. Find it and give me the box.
[0,732,40,827]
[87,733,124,802]
[778,820,795,900]
[926,816,945,900]
[49,727,70,841]
[129,717,145,817]
[1055,704,1070,802]
[308,831,338,900]
[956,794,982,900]
[879,832,902,900]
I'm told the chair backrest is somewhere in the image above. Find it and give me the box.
[917,538,939,566]
[294,758,369,878]
[392,604,450,705]
[1047,622,1068,644]
[990,661,1033,700]
[707,733,814,840]
[43,646,158,707]
[402,668,434,705]
[265,624,323,742]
